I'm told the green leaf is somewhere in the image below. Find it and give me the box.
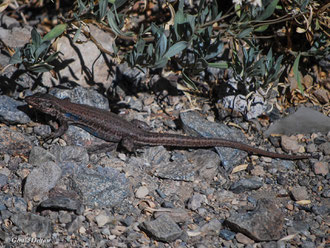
[42,24,67,42]
[258,0,279,21]
[154,27,167,59]
[9,49,22,64]
[45,51,60,63]
[237,28,253,39]
[153,57,168,69]
[208,61,228,69]
[28,63,54,73]
[147,43,153,57]
[107,11,122,35]
[31,28,41,48]
[35,41,51,60]
[73,26,82,43]
[293,54,304,93]
[99,0,108,19]
[255,25,269,32]
[182,70,197,90]
[163,41,188,58]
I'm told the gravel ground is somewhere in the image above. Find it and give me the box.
[0,86,328,248]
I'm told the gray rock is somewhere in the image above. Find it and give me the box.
[219,229,236,241]
[265,107,330,136]
[0,14,20,28]
[142,146,171,165]
[319,142,330,155]
[313,162,329,176]
[290,186,309,201]
[39,196,82,212]
[0,95,31,124]
[0,26,32,47]
[180,111,248,171]
[66,215,85,234]
[187,193,207,210]
[29,146,56,165]
[200,219,222,235]
[58,211,72,224]
[42,34,115,88]
[153,161,195,182]
[187,150,220,180]
[140,214,183,242]
[0,174,8,187]
[322,189,330,198]
[153,208,190,224]
[311,205,329,216]
[11,213,52,238]
[72,167,130,208]
[24,161,62,200]
[221,93,267,120]
[225,198,284,241]
[230,178,263,194]
[33,124,52,138]
[0,126,32,155]
[50,145,89,164]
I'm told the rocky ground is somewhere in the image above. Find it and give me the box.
[0,11,329,248]
[0,85,329,248]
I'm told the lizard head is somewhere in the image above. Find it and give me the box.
[25,93,59,117]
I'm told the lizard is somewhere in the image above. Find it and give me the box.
[25,93,310,160]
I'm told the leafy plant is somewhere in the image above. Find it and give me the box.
[9,24,66,73]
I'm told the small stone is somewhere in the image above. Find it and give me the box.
[236,233,254,244]
[286,203,294,211]
[319,142,330,155]
[224,198,284,241]
[79,226,86,234]
[187,193,207,210]
[302,74,313,88]
[102,227,110,236]
[306,143,317,153]
[24,161,62,201]
[95,214,110,227]
[219,229,235,241]
[281,136,304,153]
[322,189,330,198]
[313,89,329,104]
[230,178,263,194]
[135,186,149,199]
[313,162,329,176]
[251,166,265,176]
[11,213,52,238]
[111,225,126,236]
[139,214,183,242]
[290,186,309,201]
[58,212,72,224]
[0,174,8,187]
[200,219,222,235]
[66,216,84,234]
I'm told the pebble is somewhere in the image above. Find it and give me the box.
[95,214,110,227]
[236,232,254,244]
[230,178,263,193]
[23,161,62,201]
[219,229,235,241]
[135,186,149,198]
[187,193,207,210]
[313,162,329,176]
[290,186,309,201]
[225,199,284,241]
[139,214,183,242]
[11,213,52,238]
[281,135,303,153]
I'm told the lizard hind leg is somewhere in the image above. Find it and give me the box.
[120,137,136,152]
